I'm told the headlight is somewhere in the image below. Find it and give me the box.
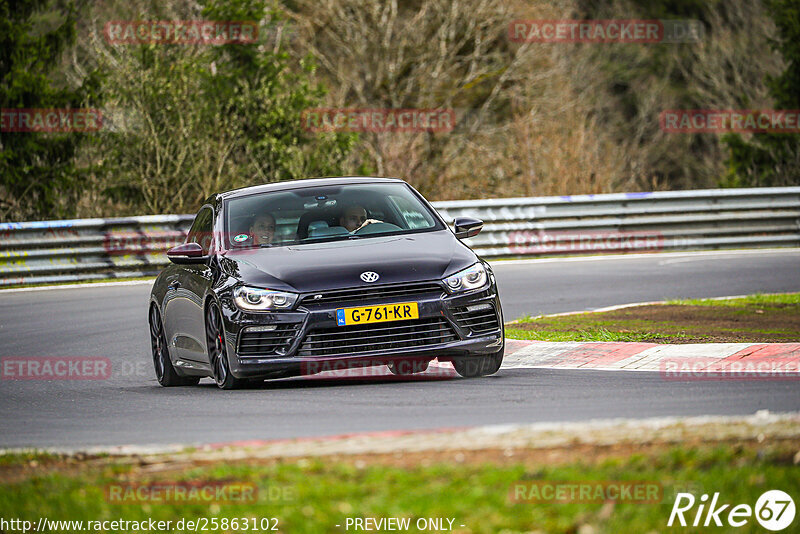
[443,263,488,293]
[233,286,298,312]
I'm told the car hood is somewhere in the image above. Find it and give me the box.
[220,230,477,293]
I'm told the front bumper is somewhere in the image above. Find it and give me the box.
[219,281,504,379]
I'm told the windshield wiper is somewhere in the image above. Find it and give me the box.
[298,234,358,244]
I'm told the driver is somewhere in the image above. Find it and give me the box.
[339,204,382,232]
[249,213,276,245]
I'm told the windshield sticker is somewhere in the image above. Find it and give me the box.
[233,234,250,243]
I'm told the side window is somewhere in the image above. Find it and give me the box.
[389,195,434,229]
[187,207,214,254]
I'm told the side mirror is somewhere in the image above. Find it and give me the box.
[167,242,207,264]
[453,217,483,239]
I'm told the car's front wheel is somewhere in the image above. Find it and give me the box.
[149,306,199,387]
[206,303,245,390]
[452,347,504,378]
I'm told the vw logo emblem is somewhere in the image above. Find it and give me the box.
[360,271,380,283]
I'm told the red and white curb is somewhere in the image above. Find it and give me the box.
[498,339,800,377]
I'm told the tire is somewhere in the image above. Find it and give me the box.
[206,303,245,390]
[387,359,430,376]
[149,306,199,387]
[452,347,504,378]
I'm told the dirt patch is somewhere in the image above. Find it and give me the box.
[244,438,799,471]
[513,303,800,343]
[4,413,798,482]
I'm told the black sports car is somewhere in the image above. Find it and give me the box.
[148,177,504,389]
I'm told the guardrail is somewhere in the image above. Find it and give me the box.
[1,187,799,287]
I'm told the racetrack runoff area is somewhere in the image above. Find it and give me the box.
[497,340,800,377]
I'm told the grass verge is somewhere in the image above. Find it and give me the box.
[507,292,800,343]
[0,440,797,533]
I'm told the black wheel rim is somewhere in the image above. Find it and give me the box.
[149,307,167,382]
[206,305,227,387]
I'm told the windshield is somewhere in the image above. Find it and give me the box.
[224,182,444,248]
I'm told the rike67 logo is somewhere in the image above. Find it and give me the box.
[668,490,795,531]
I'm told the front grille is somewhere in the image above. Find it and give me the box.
[299,282,444,307]
[451,304,500,334]
[297,317,457,357]
[238,324,301,356]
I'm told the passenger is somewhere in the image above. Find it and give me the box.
[250,213,276,245]
[339,204,381,232]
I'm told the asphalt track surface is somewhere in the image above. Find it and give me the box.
[0,249,798,448]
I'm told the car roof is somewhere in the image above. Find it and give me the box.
[219,177,405,200]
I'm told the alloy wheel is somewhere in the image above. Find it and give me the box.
[206,304,242,389]
[149,306,167,382]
